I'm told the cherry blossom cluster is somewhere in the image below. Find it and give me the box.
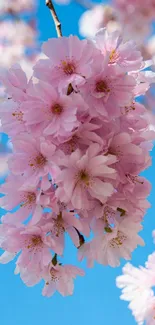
[0,0,39,178]
[0,20,37,69]
[53,0,155,63]
[113,0,155,46]
[116,233,155,325]
[79,4,120,39]
[0,28,155,297]
[114,0,155,25]
[79,0,155,39]
[79,0,155,62]
[0,0,35,14]
[0,0,38,82]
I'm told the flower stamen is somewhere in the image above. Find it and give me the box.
[77,169,91,187]
[51,103,63,115]
[61,61,76,75]
[109,49,119,63]
[95,80,110,93]
[29,153,47,169]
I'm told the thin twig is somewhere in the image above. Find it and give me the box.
[46,0,62,37]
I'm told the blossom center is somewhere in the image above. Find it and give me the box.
[12,110,23,122]
[53,220,65,237]
[78,169,90,186]
[95,80,110,93]
[110,231,127,248]
[123,102,136,114]
[31,235,43,246]
[50,267,60,282]
[35,154,47,167]
[27,192,36,204]
[109,49,119,63]
[51,103,63,115]
[125,174,144,185]
[62,135,79,154]
[26,235,43,250]
[29,153,47,169]
[108,145,122,156]
[21,192,36,208]
[61,61,76,75]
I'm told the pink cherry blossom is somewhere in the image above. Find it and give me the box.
[41,210,85,255]
[0,27,154,298]
[113,0,155,42]
[33,35,99,87]
[0,99,26,136]
[0,174,54,225]
[114,0,155,23]
[116,263,154,324]
[0,223,53,271]
[116,231,155,324]
[0,21,36,47]
[0,174,42,222]
[80,59,136,119]
[56,144,117,210]
[108,180,151,222]
[0,64,29,102]
[8,135,58,188]
[0,44,24,68]
[79,5,120,38]
[0,0,35,14]
[80,218,144,267]
[14,263,42,287]
[106,131,142,159]
[22,80,78,138]
[94,28,143,72]
[42,261,84,297]
[54,120,103,155]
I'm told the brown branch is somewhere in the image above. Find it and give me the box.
[46,0,62,37]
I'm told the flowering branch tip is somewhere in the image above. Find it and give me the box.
[46,0,62,37]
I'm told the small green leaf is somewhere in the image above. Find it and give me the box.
[67,83,74,95]
[117,207,126,217]
[104,227,112,233]
[52,254,57,266]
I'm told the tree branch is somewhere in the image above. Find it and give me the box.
[46,0,62,37]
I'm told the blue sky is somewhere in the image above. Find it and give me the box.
[0,1,155,324]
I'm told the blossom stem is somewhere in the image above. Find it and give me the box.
[74,227,85,248]
[46,0,62,37]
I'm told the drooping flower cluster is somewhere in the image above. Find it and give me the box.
[0,28,155,297]
[116,232,155,325]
